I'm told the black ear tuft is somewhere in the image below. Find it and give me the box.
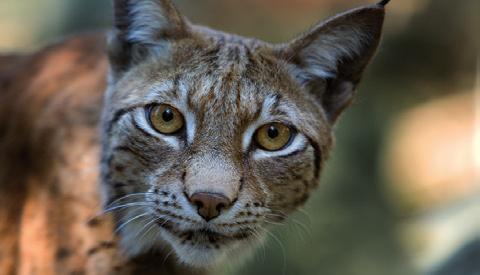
[377,0,391,7]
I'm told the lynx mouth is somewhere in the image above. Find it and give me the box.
[154,217,257,267]
[156,218,253,248]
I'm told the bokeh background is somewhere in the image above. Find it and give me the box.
[1,0,478,274]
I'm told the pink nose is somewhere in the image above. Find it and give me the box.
[189,192,232,221]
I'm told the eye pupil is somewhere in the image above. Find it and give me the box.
[162,108,174,122]
[267,126,279,139]
[255,123,293,151]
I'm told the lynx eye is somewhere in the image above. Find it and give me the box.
[147,104,184,134]
[255,123,293,151]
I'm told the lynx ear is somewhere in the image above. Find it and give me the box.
[276,1,388,123]
[109,0,189,78]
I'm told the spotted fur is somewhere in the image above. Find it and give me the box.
[0,0,388,273]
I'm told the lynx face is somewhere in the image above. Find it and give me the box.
[101,0,388,267]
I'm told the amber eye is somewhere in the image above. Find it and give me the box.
[148,104,184,134]
[255,123,293,151]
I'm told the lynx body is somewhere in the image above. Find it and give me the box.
[0,0,389,274]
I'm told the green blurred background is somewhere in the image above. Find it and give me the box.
[1,0,478,274]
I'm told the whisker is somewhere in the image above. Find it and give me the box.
[88,204,150,221]
[266,211,311,241]
[291,218,312,238]
[103,202,153,214]
[297,208,312,225]
[157,215,173,228]
[263,219,287,227]
[162,249,175,266]
[266,212,288,220]
[264,213,288,225]
[136,217,161,241]
[248,227,267,262]
[105,192,153,208]
[115,212,151,234]
[260,227,287,275]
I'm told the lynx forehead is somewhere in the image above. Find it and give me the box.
[101,0,389,267]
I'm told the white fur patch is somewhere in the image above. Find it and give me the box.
[290,24,374,85]
[303,28,367,77]
[159,229,229,267]
[253,134,307,160]
[124,0,179,59]
[177,80,197,144]
[145,80,175,102]
[127,0,169,44]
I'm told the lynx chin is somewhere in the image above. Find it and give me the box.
[0,0,390,273]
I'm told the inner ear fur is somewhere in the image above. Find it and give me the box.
[276,2,387,123]
[108,0,191,78]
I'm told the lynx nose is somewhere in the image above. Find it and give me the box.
[189,192,232,221]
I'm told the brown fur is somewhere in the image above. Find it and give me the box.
[0,34,202,275]
[0,0,388,273]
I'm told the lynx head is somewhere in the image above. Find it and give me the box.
[101,0,388,268]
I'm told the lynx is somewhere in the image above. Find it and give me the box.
[0,0,390,274]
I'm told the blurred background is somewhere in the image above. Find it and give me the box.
[1,0,478,274]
